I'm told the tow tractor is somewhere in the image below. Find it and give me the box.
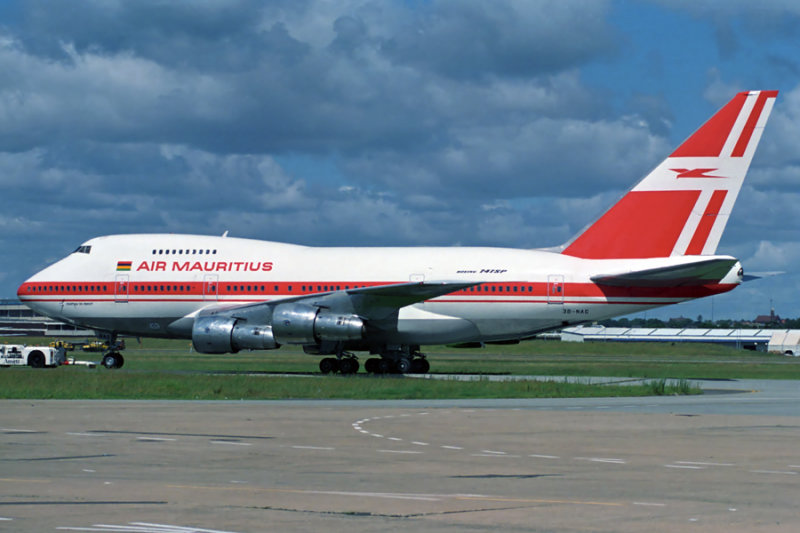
[0,344,67,368]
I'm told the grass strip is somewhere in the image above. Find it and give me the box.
[0,368,700,400]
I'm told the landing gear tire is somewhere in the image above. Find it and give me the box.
[339,358,359,375]
[377,358,393,374]
[410,358,430,373]
[319,357,339,374]
[364,358,381,374]
[395,357,412,374]
[102,352,124,369]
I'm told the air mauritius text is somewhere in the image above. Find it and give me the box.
[136,261,274,272]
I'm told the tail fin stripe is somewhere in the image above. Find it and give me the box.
[685,189,728,255]
[670,93,747,158]
[731,91,771,157]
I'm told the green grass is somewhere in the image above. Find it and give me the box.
[0,336,794,400]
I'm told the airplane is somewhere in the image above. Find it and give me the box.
[17,90,778,374]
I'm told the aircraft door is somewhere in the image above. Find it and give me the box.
[547,275,564,304]
[203,274,219,301]
[115,274,129,303]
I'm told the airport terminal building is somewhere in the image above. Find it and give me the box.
[0,299,92,337]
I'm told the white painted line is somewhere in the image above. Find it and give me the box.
[359,430,369,434]
[749,469,797,476]
[676,461,734,466]
[411,441,429,446]
[370,434,384,438]
[378,450,423,454]
[665,464,704,469]
[529,454,559,459]
[291,446,335,451]
[1,428,35,433]
[137,437,177,442]
[481,450,507,455]
[210,440,252,447]
[575,457,626,464]
[441,445,463,450]
[0,518,12,521]
[65,432,98,437]
[82,469,95,473]
[306,490,438,501]
[471,453,515,458]
[633,502,666,507]
[387,437,403,441]
[789,465,800,469]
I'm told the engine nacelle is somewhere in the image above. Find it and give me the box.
[272,303,364,345]
[192,315,278,354]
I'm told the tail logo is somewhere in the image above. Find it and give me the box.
[670,168,727,179]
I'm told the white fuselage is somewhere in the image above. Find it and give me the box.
[17,234,738,346]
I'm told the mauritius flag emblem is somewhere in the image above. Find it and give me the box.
[116,261,132,271]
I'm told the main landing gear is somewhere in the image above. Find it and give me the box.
[317,346,431,375]
[319,353,360,375]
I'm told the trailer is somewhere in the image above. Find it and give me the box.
[0,344,66,368]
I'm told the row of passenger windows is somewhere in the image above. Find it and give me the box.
[27,284,543,294]
[152,249,217,255]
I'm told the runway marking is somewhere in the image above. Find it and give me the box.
[290,446,335,451]
[167,483,624,508]
[664,464,704,469]
[411,441,429,446]
[575,457,626,464]
[210,440,252,447]
[676,461,734,466]
[370,434,384,438]
[65,432,99,437]
[633,502,666,507]
[481,450,507,455]
[1,428,36,433]
[387,437,403,441]
[57,522,242,532]
[454,495,623,507]
[378,449,423,455]
[441,445,463,450]
[749,469,797,476]
[529,454,559,459]
[137,437,177,442]
[471,453,518,458]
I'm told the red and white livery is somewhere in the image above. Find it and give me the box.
[17,91,778,373]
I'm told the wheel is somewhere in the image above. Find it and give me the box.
[28,351,45,368]
[410,358,424,373]
[319,357,339,374]
[417,358,430,373]
[395,357,412,374]
[364,358,379,374]
[102,352,124,369]
[377,358,393,374]
[339,358,359,375]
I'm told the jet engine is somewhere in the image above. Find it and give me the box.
[272,303,364,345]
[192,315,278,354]
[191,303,365,354]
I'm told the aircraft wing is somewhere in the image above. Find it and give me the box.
[195,281,478,323]
[591,257,739,287]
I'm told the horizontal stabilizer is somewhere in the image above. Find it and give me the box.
[591,257,739,287]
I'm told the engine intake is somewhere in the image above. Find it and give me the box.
[272,303,364,345]
[192,315,278,354]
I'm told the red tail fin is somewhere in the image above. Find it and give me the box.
[562,90,777,260]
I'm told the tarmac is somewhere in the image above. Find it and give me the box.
[1,378,799,532]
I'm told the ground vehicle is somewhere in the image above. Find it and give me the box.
[0,344,66,368]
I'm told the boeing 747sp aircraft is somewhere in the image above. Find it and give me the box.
[18,91,778,374]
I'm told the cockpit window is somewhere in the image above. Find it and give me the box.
[72,245,92,254]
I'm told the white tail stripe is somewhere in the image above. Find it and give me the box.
[670,189,713,256]
[720,94,758,158]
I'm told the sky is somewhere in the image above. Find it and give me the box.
[1,0,799,321]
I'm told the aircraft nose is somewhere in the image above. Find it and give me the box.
[17,278,34,300]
